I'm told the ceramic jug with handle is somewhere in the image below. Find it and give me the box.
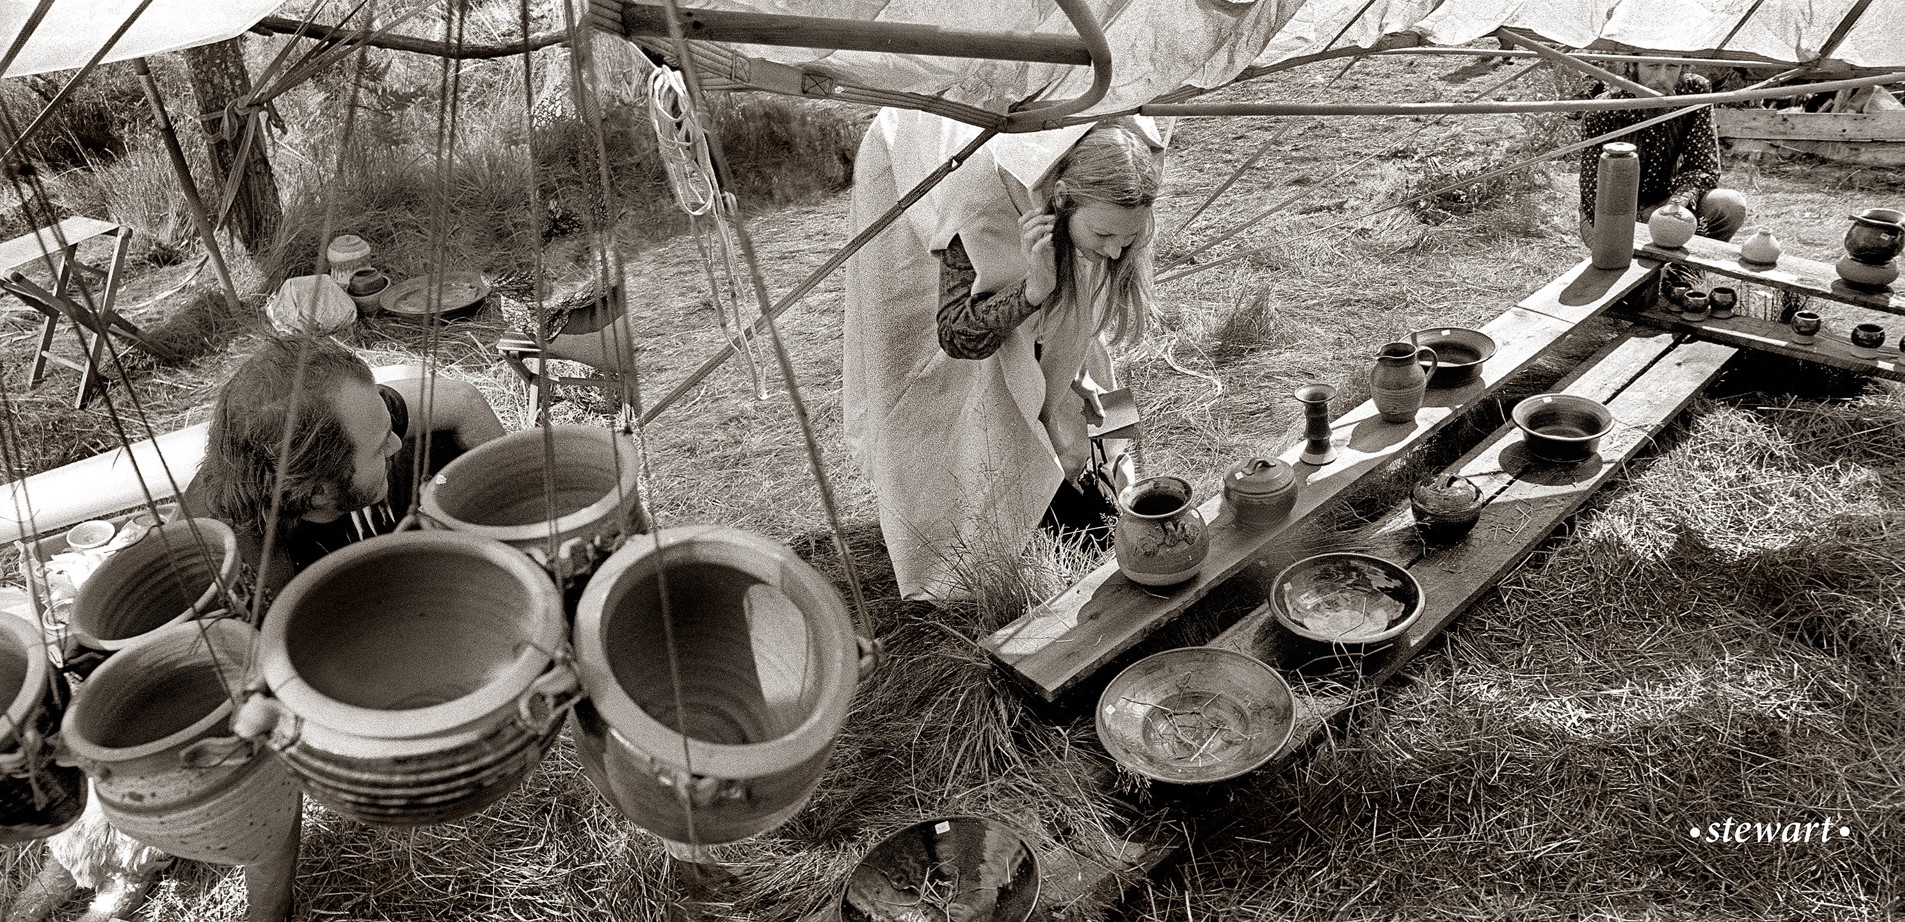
[1370,341,1439,424]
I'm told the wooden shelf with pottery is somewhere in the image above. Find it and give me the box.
[1206,329,1737,767]
[1625,304,1905,382]
[981,256,1662,704]
[1631,221,1903,316]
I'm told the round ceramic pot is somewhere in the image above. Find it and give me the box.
[420,425,647,587]
[1738,228,1782,266]
[1410,477,1485,547]
[1114,476,1210,586]
[59,620,300,866]
[1790,310,1823,343]
[237,531,571,827]
[1221,458,1298,527]
[1835,256,1899,292]
[0,616,86,844]
[1369,341,1438,425]
[569,525,861,848]
[1680,290,1710,321]
[71,518,242,652]
[1707,285,1738,319]
[1850,323,1886,357]
[1648,202,1698,248]
[1844,208,1904,265]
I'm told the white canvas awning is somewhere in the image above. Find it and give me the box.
[0,0,288,78]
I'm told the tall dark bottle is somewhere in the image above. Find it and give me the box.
[1591,141,1640,270]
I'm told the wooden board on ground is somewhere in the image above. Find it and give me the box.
[1626,304,1905,381]
[1207,331,1737,766]
[983,258,1662,703]
[1715,109,1905,143]
[1633,222,1905,316]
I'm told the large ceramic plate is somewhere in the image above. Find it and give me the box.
[1271,552,1423,644]
[1096,646,1295,784]
[380,271,490,322]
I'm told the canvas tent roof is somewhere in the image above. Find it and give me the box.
[0,0,287,78]
[3,1,1899,117]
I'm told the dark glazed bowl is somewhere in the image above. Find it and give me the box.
[1411,328,1497,387]
[1513,394,1614,463]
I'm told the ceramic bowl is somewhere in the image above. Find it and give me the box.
[840,815,1041,922]
[1095,646,1295,784]
[380,271,491,323]
[1270,553,1424,644]
[63,520,115,551]
[1411,328,1496,387]
[1512,393,1614,463]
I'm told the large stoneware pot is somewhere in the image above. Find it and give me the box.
[419,424,647,585]
[235,531,573,826]
[569,526,861,849]
[0,615,86,843]
[59,620,300,865]
[71,518,242,651]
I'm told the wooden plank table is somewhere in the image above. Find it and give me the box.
[1628,305,1905,381]
[1632,221,1903,317]
[983,257,1662,703]
[1205,330,1737,765]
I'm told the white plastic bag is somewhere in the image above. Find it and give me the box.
[266,275,357,335]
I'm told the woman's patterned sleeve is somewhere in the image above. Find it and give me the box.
[936,235,1043,360]
[1669,74,1721,207]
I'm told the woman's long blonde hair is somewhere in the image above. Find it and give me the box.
[1046,119,1165,347]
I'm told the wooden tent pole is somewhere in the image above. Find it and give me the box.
[610,0,1091,66]
[1495,30,1661,98]
[1139,69,1905,118]
[1378,46,1795,71]
[131,58,245,316]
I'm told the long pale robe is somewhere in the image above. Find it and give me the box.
[842,110,1117,603]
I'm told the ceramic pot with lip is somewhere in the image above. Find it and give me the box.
[1680,290,1710,321]
[1836,255,1899,292]
[1844,208,1904,265]
[1739,228,1782,266]
[1648,201,1699,249]
[1114,476,1210,587]
[1222,457,1298,527]
[0,616,86,844]
[1850,323,1886,358]
[1707,285,1738,319]
[1411,475,1485,547]
[1370,341,1439,424]
[1790,310,1823,344]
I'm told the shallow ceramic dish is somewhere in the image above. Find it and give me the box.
[1411,327,1497,387]
[63,520,115,551]
[1512,393,1613,463]
[1096,647,1295,784]
[840,815,1041,922]
[380,271,490,322]
[1271,552,1423,644]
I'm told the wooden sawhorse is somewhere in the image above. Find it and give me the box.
[0,216,163,408]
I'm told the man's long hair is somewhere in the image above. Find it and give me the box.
[196,336,374,535]
[1047,119,1166,348]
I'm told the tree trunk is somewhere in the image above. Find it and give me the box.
[182,38,281,255]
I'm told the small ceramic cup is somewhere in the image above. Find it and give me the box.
[1790,310,1823,344]
[1850,322,1886,358]
[1708,285,1738,319]
[1681,290,1710,321]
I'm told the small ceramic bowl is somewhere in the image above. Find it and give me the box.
[63,520,115,551]
[1270,553,1424,644]
[1096,647,1295,784]
[1512,394,1614,463]
[1410,328,1497,387]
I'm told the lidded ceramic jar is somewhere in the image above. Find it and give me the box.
[1222,457,1298,527]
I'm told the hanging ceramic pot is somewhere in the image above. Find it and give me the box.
[568,525,863,849]
[1114,476,1210,586]
[70,518,243,652]
[420,425,647,587]
[0,615,86,844]
[1369,341,1439,425]
[58,620,301,866]
[234,531,573,827]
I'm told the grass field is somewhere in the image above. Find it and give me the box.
[1,37,1902,922]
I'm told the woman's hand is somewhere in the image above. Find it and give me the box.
[1019,209,1058,306]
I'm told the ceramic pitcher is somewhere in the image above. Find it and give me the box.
[1114,476,1209,587]
[1370,341,1439,424]
[1844,208,1904,265]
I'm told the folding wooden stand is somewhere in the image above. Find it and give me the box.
[0,216,164,408]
